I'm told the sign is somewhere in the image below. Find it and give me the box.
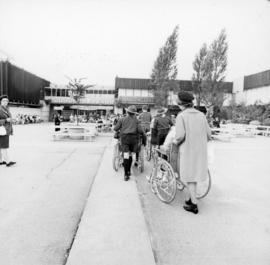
[54,106,64,110]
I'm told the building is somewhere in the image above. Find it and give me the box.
[114,76,233,113]
[233,70,270,105]
[0,60,50,119]
[44,85,115,120]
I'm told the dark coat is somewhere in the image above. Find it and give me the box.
[0,106,13,135]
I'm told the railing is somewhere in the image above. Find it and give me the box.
[212,124,270,138]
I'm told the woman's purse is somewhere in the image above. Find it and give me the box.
[0,125,7,136]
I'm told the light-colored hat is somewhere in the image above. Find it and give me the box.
[156,107,167,115]
[125,105,138,114]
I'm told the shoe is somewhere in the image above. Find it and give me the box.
[183,204,199,214]
[127,171,131,177]
[0,161,6,165]
[124,174,129,181]
[6,161,16,167]
[185,198,192,206]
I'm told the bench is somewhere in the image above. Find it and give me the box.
[211,128,233,141]
[52,124,97,141]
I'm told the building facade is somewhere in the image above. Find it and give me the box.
[0,60,50,120]
[44,85,115,120]
[233,70,270,105]
[114,77,233,114]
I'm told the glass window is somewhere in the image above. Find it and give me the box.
[134,89,141,96]
[141,89,148,97]
[126,89,133,96]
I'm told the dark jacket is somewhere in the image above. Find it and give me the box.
[0,106,13,135]
[114,115,143,135]
[153,115,173,134]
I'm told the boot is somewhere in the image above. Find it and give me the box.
[183,203,199,214]
[6,161,16,167]
[185,198,192,206]
[123,159,130,181]
[128,156,132,174]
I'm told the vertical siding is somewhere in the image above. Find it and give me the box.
[1,61,50,105]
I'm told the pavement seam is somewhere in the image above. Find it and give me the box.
[45,148,77,179]
[135,177,159,265]
[62,145,107,265]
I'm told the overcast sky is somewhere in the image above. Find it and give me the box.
[0,0,269,86]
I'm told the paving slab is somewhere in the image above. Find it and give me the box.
[0,123,110,265]
[66,142,156,265]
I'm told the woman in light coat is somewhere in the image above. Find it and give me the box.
[0,95,16,167]
[174,91,211,214]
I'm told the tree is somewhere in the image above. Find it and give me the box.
[150,25,179,107]
[67,77,95,124]
[192,29,228,108]
[191,43,208,106]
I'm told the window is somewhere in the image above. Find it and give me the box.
[126,89,133,96]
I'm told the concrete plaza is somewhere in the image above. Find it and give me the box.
[0,123,270,265]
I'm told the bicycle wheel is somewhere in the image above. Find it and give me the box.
[196,169,211,199]
[154,159,177,203]
[112,143,120,171]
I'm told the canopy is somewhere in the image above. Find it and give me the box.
[70,105,113,111]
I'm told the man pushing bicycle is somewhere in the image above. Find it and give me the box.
[114,105,144,181]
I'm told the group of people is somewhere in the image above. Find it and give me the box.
[114,91,211,214]
[14,114,42,125]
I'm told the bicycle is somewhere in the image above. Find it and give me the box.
[145,132,153,161]
[112,140,123,171]
[148,144,211,203]
[112,137,144,173]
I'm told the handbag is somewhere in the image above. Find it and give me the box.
[0,126,7,136]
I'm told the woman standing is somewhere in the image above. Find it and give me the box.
[174,91,211,214]
[0,95,16,167]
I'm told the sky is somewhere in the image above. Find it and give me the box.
[0,0,270,86]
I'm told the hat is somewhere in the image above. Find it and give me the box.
[125,105,138,114]
[0,95,8,102]
[156,107,167,115]
[178,91,194,103]
[142,105,148,111]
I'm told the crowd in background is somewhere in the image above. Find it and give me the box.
[14,114,42,125]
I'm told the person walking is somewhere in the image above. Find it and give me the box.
[138,105,151,133]
[0,95,16,167]
[174,91,211,214]
[114,105,143,181]
[153,108,173,146]
[54,112,61,132]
